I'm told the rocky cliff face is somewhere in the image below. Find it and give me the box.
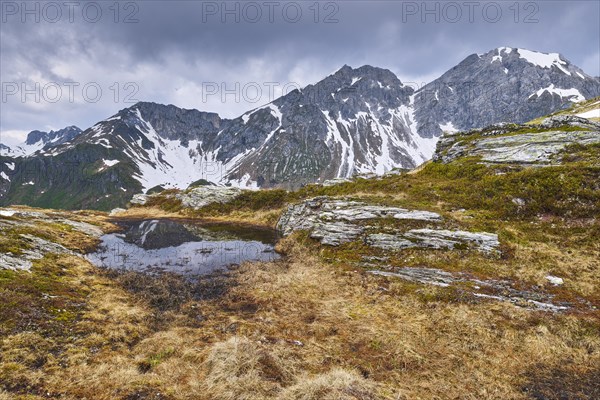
[211,65,430,188]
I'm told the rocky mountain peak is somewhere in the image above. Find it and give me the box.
[285,64,413,120]
[104,102,229,143]
[414,47,600,137]
[25,125,82,146]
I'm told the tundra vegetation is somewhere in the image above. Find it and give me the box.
[1,102,599,399]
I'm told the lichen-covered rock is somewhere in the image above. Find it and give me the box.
[175,186,243,209]
[0,208,104,238]
[368,267,569,312]
[435,116,600,165]
[365,233,415,251]
[406,229,500,253]
[130,194,149,205]
[369,268,456,287]
[57,219,104,238]
[539,115,600,130]
[310,221,365,246]
[1,234,74,272]
[322,178,352,187]
[0,207,106,271]
[277,196,442,245]
[0,253,33,271]
[469,131,600,164]
[367,229,500,253]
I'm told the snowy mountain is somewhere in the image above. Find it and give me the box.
[209,65,434,188]
[4,126,83,157]
[1,47,599,210]
[415,47,600,136]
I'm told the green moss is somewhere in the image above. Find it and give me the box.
[557,143,600,165]
[143,192,183,212]
[0,254,88,336]
[138,348,176,372]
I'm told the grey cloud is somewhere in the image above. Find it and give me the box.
[1,0,598,139]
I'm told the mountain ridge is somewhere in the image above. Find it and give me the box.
[1,47,599,210]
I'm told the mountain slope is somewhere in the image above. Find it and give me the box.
[414,47,600,136]
[209,65,434,188]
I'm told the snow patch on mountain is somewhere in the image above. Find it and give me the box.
[98,159,120,172]
[129,109,206,191]
[439,122,459,134]
[517,49,571,75]
[10,142,43,157]
[529,84,585,102]
[323,110,354,178]
[577,109,600,119]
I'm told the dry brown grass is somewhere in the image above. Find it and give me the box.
[111,206,185,220]
[196,207,285,229]
[113,206,283,228]
[201,336,293,399]
[1,211,599,399]
[278,369,378,400]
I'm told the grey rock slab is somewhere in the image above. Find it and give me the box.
[310,221,365,247]
[0,208,104,238]
[435,115,600,165]
[368,267,569,312]
[58,219,104,238]
[130,194,149,205]
[367,229,500,253]
[472,131,600,164]
[1,234,75,272]
[404,229,500,253]
[175,186,243,209]
[0,253,33,271]
[366,233,416,251]
[277,196,442,246]
[322,178,353,187]
[369,268,456,287]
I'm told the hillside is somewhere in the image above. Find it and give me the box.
[1,102,599,399]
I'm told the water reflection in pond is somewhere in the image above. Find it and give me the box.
[87,219,281,276]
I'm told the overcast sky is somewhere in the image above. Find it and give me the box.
[1,0,599,145]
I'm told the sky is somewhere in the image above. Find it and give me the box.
[1,0,599,145]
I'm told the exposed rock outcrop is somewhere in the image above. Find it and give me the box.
[0,208,103,271]
[130,187,243,210]
[175,187,243,209]
[435,115,600,164]
[369,268,569,312]
[277,196,442,246]
[367,229,500,254]
[0,234,74,271]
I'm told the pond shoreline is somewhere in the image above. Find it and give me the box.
[87,218,282,277]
